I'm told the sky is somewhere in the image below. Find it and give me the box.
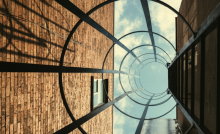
[113,0,182,133]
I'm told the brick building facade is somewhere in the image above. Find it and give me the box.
[169,0,220,133]
[0,0,114,133]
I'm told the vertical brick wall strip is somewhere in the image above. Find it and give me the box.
[0,0,114,133]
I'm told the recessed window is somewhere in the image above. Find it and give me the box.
[91,76,108,111]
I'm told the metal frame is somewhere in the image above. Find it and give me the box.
[52,0,178,133]
[168,89,204,134]
[217,19,220,134]
[200,35,205,130]
[54,89,143,134]
[168,2,220,134]
[140,0,157,61]
[191,46,195,116]
[151,0,196,37]
[168,2,220,68]
[185,51,188,110]
[55,0,142,64]
[135,95,154,134]
[2,0,216,133]
[54,0,177,132]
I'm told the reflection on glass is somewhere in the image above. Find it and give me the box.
[94,81,98,93]
[93,94,98,106]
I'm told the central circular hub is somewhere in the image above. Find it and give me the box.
[139,62,168,94]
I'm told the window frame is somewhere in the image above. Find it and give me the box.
[91,76,108,111]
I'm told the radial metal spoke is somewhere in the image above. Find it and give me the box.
[54,88,143,134]
[135,95,154,134]
[168,89,204,134]
[55,0,142,64]
[140,0,157,61]
[151,0,196,37]
[0,62,139,77]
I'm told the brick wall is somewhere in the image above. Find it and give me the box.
[0,0,114,133]
[176,0,220,133]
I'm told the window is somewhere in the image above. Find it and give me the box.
[91,76,108,111]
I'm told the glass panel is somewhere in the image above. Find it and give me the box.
[93,80,98,93]
[93,94,98,106]
[97,80,104,104]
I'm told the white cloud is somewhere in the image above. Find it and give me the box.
[113,97,135,134]
[115,0,127,23]
[115,18,143,38]
[149,0,182,44]
[114,1,144,38]
[113,1,181,133]
[114,35,147,71]
[113,110,125,134]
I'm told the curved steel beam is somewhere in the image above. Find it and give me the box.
[133,59,166,96]
[142,104,177,120]
[113,103,177,120]
[149,95,173,106]
[132,53,168,67]
[102,46,170,106]
[121,61,167,104]
[118,45,168,101]
[129,53,169,95]
[99,34,177,123]
[138,61,168,93]
[136,90,169,101]
[54,88,143,134]
[58,0,117,133]
[109,45,170,102]
[117,30,176,52]
[151,0,196,37]
[55,0,143,64]
[128,44,172,62]
[133,61,167,97]
[151,92,168,100]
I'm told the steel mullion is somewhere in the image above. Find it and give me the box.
[55,0,142,64]
[200,36,205,130]
[181,55,184,105]
[217,20,220,133]
[140,0,157,61]
[135,95,154,134]
[185,51,188,110]
[91,76,94,112]
[168,89,204,134]
[178,58,180,100]
[191,45,195,117]
[168,2,220,68]
[54,88,143,134]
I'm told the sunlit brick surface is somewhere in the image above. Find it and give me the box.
[0,0,114,133]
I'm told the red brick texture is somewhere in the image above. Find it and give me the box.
[0,0,114,134]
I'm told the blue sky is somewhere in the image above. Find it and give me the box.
[113,0,182,133]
